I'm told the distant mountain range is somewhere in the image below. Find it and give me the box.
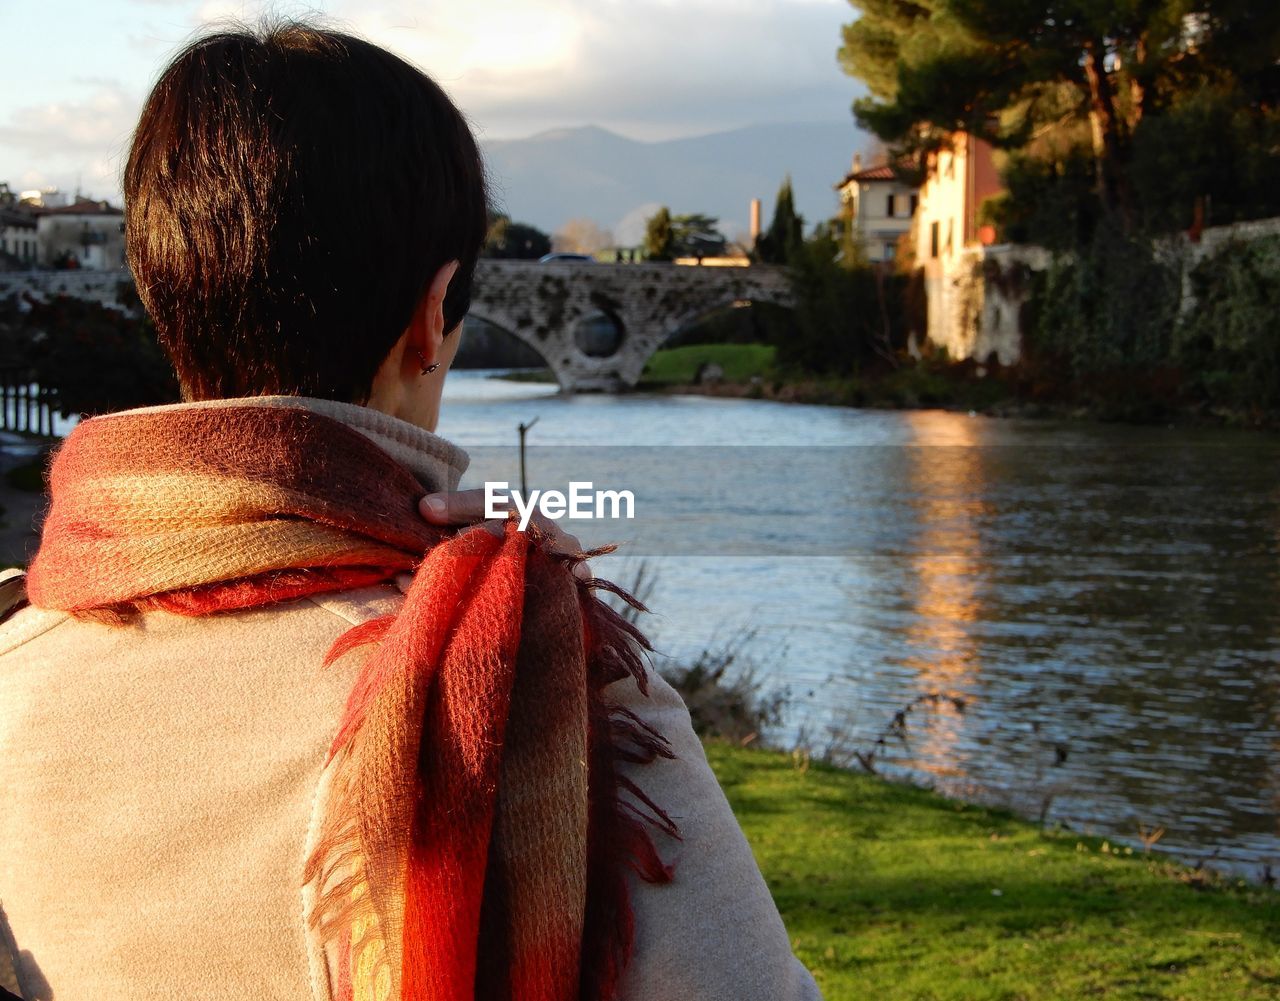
[481,121,868,245]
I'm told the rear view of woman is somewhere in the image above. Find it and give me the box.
[0,23,822,1001]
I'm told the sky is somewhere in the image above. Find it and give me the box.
[0,0,861,203]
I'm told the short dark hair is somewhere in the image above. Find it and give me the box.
[124,22,489,402]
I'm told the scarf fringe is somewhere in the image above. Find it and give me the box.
[298,539,677,1000]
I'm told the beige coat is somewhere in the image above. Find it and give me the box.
[0,400,822,1001]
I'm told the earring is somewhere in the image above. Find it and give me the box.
[414,348,440,375]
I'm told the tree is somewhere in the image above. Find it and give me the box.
[754,178,803,265]
[838,0,1280,230]
[645,207,674,261]
[644,208,728,260]
[552,218,613,255]
[483,214,551,259]
[670,213,728,258]
[782,224,906,375]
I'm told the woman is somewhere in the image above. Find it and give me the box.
[0,23,822,1001]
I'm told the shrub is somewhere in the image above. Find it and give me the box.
[1176,235,1280,410]
[658,635,789,746]
[782,228,909,377]
[1031,217,1181,379]
[7,295,179,417]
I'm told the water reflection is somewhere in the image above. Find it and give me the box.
[898,413,989,781]
[858,414,1280,872]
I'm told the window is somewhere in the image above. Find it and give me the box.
[886,193,896,217]
[909,194,919,215]
[930,221,940,258]
[883,242,897,260]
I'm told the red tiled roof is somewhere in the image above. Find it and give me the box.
[849,164,897,182]
[836,163,911,189]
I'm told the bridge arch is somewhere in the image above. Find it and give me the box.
[456,312,550,372]
[469,260,792,391]
[656,293,794,353]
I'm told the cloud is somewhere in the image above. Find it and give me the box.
[176,0,858,139]
[389,1,856,138]
[0,81,137,159]
[0,80,139,197]
[1,0,861,197]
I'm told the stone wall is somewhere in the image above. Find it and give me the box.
[922,244,1048,366]
[922,217,1280,366]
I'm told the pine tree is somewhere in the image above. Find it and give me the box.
[755,178,803,265]
[644,206,674,261]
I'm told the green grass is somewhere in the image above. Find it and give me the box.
[640,343,777,386]
[705,744,1280,1001]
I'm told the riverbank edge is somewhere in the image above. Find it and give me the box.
[705,742,1280,1001]
[492,348,1280,430]
[639,374,1280,430]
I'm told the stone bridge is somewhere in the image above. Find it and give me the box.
[471,260,792,391]
[0,261,794,393]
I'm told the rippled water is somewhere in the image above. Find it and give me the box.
[440,370,1280,877]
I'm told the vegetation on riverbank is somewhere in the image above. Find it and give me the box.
[635,341,1280,427]
[0,289,178,418]
[706,743,1280,1001]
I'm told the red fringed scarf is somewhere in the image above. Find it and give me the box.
[25,404,676,1001]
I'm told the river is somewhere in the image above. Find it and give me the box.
[439,369,1280,879]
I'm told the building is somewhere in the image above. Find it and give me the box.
[914,132,1002,272]
[0,183,39,268]
[835,154,918,264]
[0,209,39,267]
[913,133,1008,361]
[36,197,126,270]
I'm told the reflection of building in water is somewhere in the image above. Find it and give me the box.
[898,411,991,781]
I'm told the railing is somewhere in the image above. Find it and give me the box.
[0,369,58,436]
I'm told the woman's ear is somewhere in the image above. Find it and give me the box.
[367,259,462,414]
[414,260,461,367]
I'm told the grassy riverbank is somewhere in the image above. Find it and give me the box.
[636,343,1028,413]
[638,343,776,386]
[705,744,1280,1001]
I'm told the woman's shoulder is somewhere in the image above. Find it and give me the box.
[605,661,825,1000]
